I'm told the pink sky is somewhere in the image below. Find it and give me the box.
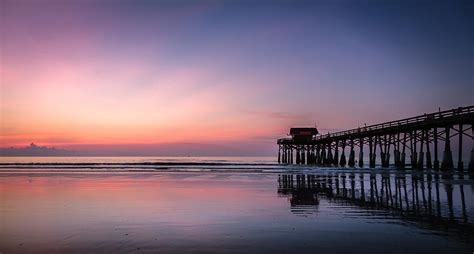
[1,1,472,155]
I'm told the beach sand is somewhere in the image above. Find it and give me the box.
[0,171,473,253]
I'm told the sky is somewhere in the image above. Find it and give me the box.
[0,0,473,156]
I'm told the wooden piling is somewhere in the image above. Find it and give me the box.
[369,136,374,168]
[290,147,293,164]
[287,147,290,164]
[381,135,386,167]
[327,142,333,165]
[394,137,399,168]
[316,145,321,165]
[469,123,474,172]
[441,126,453,170]
[301,146,306,165]
[373,136,378,168]
[385,134,392,167]
[296,148,301,164]
[348,139,355,167]
[418,130,425,169]
[426,129,432,169]
[412,130,418,168]
[321,144,327,165]
[340,140,347,167]
[306,146,311,165]
[401,132,406,168]
[433,128,439,169]
[458,124,463,170]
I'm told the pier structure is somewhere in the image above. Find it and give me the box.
[277,106,474,170]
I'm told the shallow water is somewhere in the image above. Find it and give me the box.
[1,162,473,253]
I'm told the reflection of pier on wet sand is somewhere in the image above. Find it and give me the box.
[278,171,474,242]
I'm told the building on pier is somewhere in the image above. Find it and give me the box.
[289,127,319,141]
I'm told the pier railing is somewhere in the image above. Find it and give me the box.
[278,105,474,143]
[316,105,473,140]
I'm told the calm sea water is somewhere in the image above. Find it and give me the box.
[0,157,473,253]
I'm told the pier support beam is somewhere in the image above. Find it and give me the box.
[334,141,339,166]
[348,139,355,167]
[401,133,406,168]
[306,146,311,165]
[296,148,301,164]
[379,136,385,168]
[373,136,378,168]
[316,145,321,165]
[458,124,463,170]
[282,147,285,164]
[418,130,425,169]
[384,135,391,168]
[414,131,418,168]
[340,140,347,167]
[278,147,281,164]
[469,123,474,172]
[369,137,375,168]
[394,133,400,167]
[410,131,417,168]
[321,145,327,165]
[434,128,439,169]
[426,129,432,169]
[441,126,454,170]
[288,147,291,164]
[327,143,333,165]
[301,147,306,165]
[359,138,364,168]
[290,147,293,164]
[384,135,392,168]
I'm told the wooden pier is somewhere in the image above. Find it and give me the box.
[277,105,474,170]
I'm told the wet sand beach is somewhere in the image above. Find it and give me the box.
[1,169,473,254]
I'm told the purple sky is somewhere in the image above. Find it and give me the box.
[1,0,472,155]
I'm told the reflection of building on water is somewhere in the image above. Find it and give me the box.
[278,175,319,215]
[278,172,474,241]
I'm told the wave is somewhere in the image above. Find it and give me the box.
[0,161,298,173]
